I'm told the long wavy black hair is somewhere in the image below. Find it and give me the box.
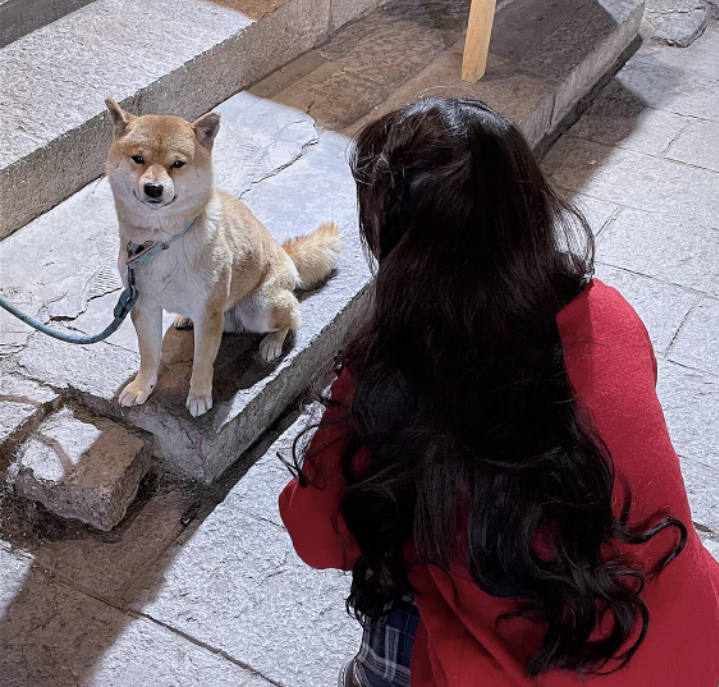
[292,98,685,676]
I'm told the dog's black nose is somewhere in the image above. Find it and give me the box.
[144,183,164,199]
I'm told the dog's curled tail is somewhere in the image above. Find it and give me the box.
[282,221,342,290]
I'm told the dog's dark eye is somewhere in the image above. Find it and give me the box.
[131,155,144,164]
[171,160,186,169]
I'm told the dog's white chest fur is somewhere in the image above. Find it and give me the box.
[120,222,215,320]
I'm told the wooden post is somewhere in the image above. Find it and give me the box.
[462,0,497,83]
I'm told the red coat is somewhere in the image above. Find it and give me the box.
[279,280,719,686]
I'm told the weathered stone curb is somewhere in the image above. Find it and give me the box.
[11,405,152,530]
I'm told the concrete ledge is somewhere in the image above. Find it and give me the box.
[0,0,98,49]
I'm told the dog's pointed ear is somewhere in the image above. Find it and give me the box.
[193,112,221,151]
[105,98,134,138]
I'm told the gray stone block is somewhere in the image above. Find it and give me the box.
[645,0,709,47]
[594,264,699,354]
[669,297,719,375]
[665,117,719,173]
[0,549,270,687]
[0,372,61,469]
[594,207,719,297]
[0,0,98,49]
[657,361,719,468]
[566,77,690,156]
[521,0,644,127]
[13,406,152,531]
[124,467,361,687]
[544,138,719,235]
[0,0,337,239]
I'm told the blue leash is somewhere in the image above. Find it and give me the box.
[0,218,196,345]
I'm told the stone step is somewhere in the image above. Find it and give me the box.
[9,404,152,531]
[0,0,99,49]
[0,0,387,241]
[0,0,643,483]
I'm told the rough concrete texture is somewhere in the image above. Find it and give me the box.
[0,0,387,239]
[0,548,272,687]
[644,0,712,47]
[0,0,98,48]
[1,0,644,485]
[12,405,151,530]
[123,413,361,687]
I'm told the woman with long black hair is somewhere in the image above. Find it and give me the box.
[279,98,719,687]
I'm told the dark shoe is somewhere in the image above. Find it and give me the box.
[338,659,362,687]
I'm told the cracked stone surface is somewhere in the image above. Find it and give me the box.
[0,548,271,687]
[12,405,152,531]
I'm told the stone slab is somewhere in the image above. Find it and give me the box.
[0,372,61,469]
[343,43,556,148]
[0,0,390,239]
[0,0,98,49]
[12,406,152,531]
[544,138,719,233]
[645,0,709,47]
[657,361,719,469]
[665,117,719,173]
[593,264,699,354]
[0,548,270,687]
[124,412,361,687]
[519,0,644,128]
[566,77,691,156]
[669,297,719,375]
[594,207,719,297]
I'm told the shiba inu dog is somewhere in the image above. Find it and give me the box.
[104,98,341,417]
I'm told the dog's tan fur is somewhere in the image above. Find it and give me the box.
[104,99,341,417]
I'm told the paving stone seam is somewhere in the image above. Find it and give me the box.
[663,357,719,380]
[664,295,706,354]
[563,131,719,176]
[132,609,282,686]
[593,261,714,300]
[593,204,623,237]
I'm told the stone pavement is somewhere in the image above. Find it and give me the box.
[1,9,718,687]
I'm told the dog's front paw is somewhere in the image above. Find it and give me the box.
[259,332,285,362]
[174,315,193,330]
[186,392,213,418]
[119,378,155,407]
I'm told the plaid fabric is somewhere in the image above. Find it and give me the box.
[354,596,419,687]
